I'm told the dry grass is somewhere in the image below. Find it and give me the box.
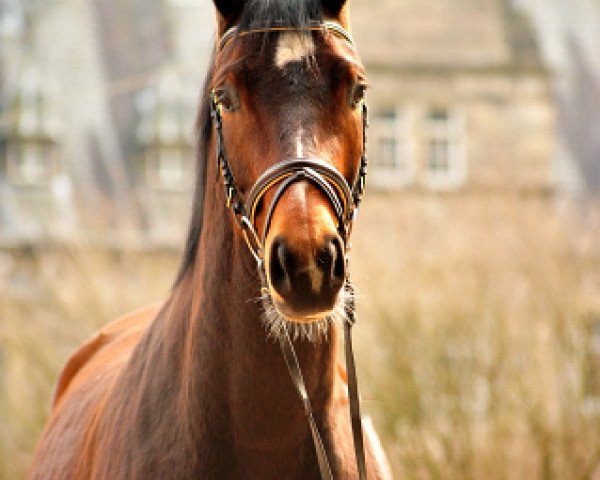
[0,245,176,480]
[351,193,600,480]
[0,193,599,479]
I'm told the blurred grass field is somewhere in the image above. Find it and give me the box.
[352,193,600,479]
[1,193,599,479]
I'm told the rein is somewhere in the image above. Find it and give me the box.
[210,21,369,480]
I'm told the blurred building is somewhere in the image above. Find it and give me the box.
[0,0,595,248]
[0,0,213,248]
[512,0,600,197]
[352,0,555,194]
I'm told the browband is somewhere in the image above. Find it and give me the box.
[218,20,354,52]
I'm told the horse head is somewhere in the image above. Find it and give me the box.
[209,0,368,325]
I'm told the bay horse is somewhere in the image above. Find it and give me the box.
[29,0,391,478]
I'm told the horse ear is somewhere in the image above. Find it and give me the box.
[321,0,348,17]
[212,0,247,23]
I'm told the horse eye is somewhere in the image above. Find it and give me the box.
[350,84,367,108]
[215,88,237,112]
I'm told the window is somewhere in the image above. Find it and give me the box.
[145,146,191,190]
[424,107,466,190]
[6,141,55,186]
[369,108,414,188]
[136,70,195,192]
[0,0,24,38]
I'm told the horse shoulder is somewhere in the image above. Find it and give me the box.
[30,304,163,479]
[52,303,163,407]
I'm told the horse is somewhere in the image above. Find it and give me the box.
[29,0,391,478]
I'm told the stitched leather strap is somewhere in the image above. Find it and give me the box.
[279,311,367,480]
[244,159,353,244]
[245,158,354,237]
[279,326,334,480]
[345,320,367,479]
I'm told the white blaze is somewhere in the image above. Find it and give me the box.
[296,128,304,158]
[275,32,315,69]
[273,30,322,293]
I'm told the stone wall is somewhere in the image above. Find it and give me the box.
[350,0,512,68]
[350,0,555,194]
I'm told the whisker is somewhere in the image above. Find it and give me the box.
[256,276,354,343]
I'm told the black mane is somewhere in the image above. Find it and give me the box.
[173,59,214,286]
[238,0,323,30]
[174,0,327,285]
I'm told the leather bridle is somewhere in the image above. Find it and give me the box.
[210,21,369,480]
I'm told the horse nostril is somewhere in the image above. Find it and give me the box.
[317,237,345,287]
[269,237,292,297]
[316,241,335,272]
[266,235,346,316]
[332,237,345,283]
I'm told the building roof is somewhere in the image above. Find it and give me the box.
[518,0,600,196]
[350,0,543,72]
[0,0,573,246]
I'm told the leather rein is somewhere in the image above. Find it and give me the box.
[210,21,369,480]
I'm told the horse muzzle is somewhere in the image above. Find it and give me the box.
[266,229,346,321]
[245,158,353,322]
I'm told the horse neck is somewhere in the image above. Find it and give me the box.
[173,169,338,461]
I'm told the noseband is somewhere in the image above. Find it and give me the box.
[210,92,367,265]
[211,22,369,480]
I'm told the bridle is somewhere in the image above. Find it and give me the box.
[210,21,369,480]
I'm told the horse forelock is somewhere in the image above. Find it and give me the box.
[238,0,324,32]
